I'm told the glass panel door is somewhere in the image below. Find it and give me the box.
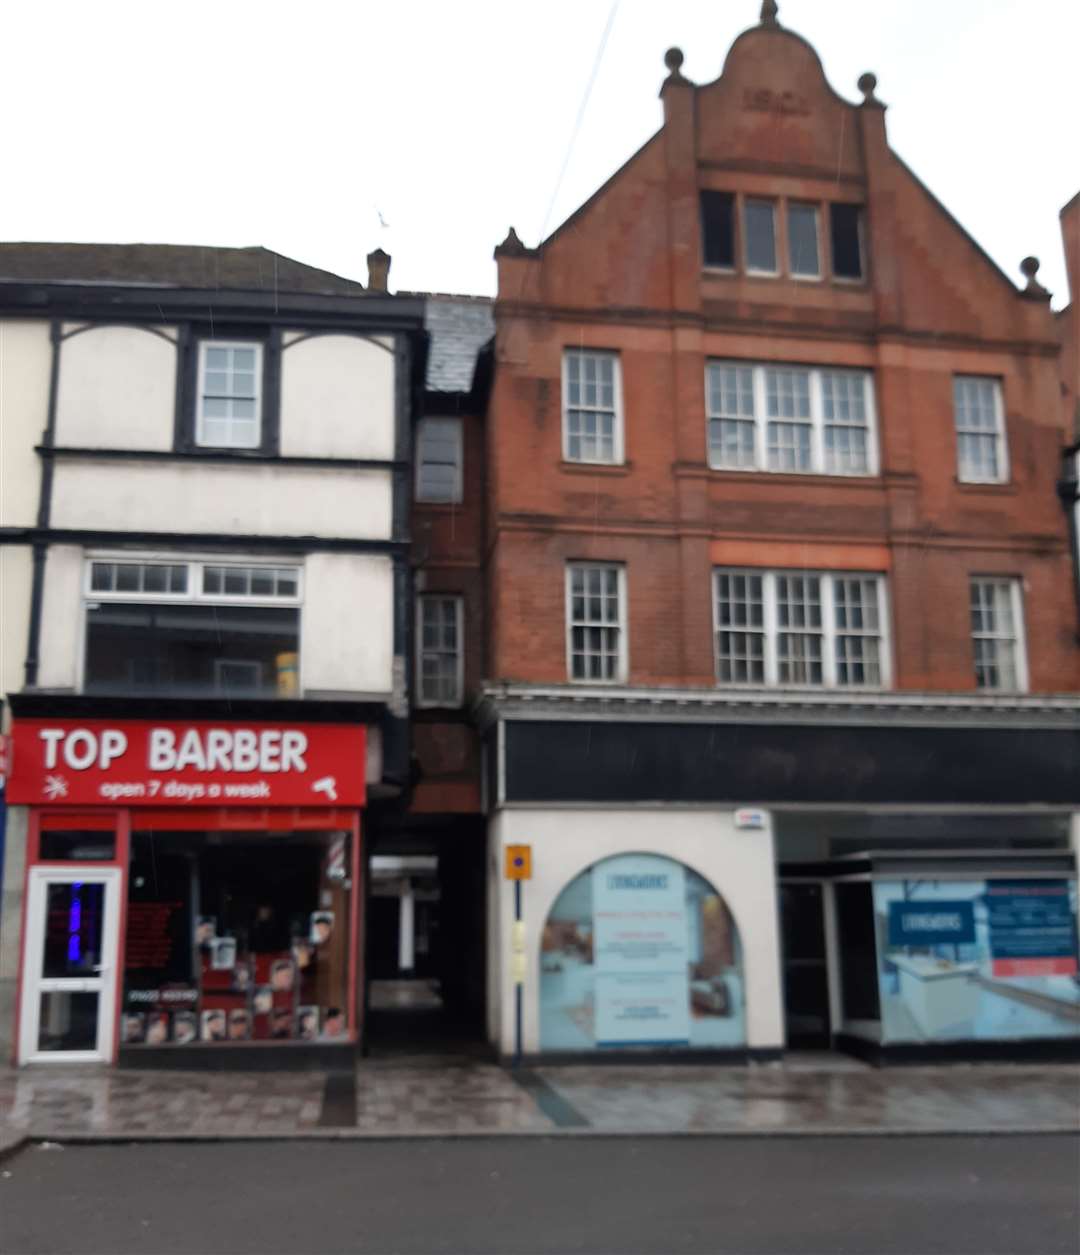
[19,867,121,1063]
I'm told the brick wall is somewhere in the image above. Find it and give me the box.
[488,20,1078,696]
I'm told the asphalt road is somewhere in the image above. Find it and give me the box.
[1,1134,1077,1255]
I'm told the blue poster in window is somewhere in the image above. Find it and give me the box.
[986,881,1078,977]
[887,900,976,947]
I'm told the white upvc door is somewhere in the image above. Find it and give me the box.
[18,867,122,1064]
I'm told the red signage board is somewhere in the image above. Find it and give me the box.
[7,719,366,807]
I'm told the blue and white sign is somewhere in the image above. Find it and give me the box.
[887,900,976,947]
[592,855,690,1047]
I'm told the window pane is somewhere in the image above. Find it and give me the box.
[418,597,462,705]
[564,352,619,464]
[567,566,621,681]
[954,377,1003,481]
[745,200,777,272]
[787,204,820,277]
[715,572,765,683]
[970,579,1021,690]
[822,372,871,474]
[416,418,463,502]
[90,563,114,592]
[85,603,299,697]
[701,190,735,268]
[830,204,863,279]
[116,565,140,592]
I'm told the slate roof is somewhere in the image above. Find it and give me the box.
[0,243,368,297]
[421,293,494,393]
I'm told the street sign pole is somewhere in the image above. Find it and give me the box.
[514,878,523,1068]
[504,845,532,1070]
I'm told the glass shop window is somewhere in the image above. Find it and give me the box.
[121,829,353,1047]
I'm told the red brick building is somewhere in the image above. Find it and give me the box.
[479,4,1080,1063]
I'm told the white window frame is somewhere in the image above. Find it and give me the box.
[743,198,779,277]
[561,349,625,465]
[415,594,465,708]
[80,553,303,695]
[712,568,891,689]
[953,376,1009,484]
[565,562,628,684]
[415,416,464,503]
[786,202,822,281]
[195,340,263,450]
[706,361,879,477]
[970,577,1028,692]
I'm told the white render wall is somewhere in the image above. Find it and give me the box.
[35,544,83,690]
[0,548,32,719]
[50,460,392,540]
[302,552,394,696]
[488,807,785,1056]
[0,319,51,528]
[55,325,177,451]
[280,333,395,460]
[35,546,394,698]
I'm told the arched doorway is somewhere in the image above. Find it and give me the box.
[539,852,746,1051]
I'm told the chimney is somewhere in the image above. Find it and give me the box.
[367,247,391,292]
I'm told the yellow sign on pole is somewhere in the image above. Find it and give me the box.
[505,845,532,880]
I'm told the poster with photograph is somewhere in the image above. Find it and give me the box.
[228,1009,251,1041]
[297,1006,320,1040]
[310,912,334,947]
[873,879,1080,1043]
[145,1011,170,1046]
[173,1011,198,1044]
[122,1012,146,1044]
[271,1009,293,1039]
[210,937,237,971]
[201,1009,226,1041]
[253,986,274,1016]
[195,916,216,948]
[321,1007,346,1038]
[270,958,295,992]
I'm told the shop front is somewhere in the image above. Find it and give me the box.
[480,687,1080,1064]
[6,715,366,1066]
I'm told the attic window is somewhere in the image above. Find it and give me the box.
[700,191,735,269]
[830,204,864,280]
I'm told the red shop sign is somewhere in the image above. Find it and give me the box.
[6,719,366,808]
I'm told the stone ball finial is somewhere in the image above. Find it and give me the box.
[664,47,684,74]
[1020,256,1051,300]
[858,72,882,106]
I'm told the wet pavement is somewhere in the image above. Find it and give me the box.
[0,1053,1077,1149]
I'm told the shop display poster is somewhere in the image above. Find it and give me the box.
[592,854,691,1047]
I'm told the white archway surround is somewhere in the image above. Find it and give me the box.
[488,808,784,1055]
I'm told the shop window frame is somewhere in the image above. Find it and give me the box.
[80,553,304,698]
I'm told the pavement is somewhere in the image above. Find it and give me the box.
[3,1135,1079,1254]
[1,1052,1078,1152]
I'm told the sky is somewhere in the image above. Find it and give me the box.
[2,0,1077,305]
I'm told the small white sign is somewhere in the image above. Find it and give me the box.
[734,808,767,831]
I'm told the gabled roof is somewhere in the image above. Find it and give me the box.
[0,243,368,297]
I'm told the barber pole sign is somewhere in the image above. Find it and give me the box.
[7,719,367,807]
